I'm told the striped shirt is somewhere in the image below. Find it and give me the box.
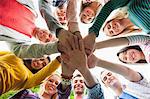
[89,0,150,37]
[127,35,150,63]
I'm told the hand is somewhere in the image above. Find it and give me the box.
[61,39,88,72]
[87,54,98,68]
[57,29,77,53]
[83,33,96,56]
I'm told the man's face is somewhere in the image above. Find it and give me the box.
[73,76,85,95]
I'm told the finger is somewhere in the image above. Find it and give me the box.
[74,31,82,40]
[74,35,79,49]
[79,39,85,52]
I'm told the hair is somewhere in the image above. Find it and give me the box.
[117,45,147,63]
[73,74,82,79]
[102,7,142,36]
[23,56,51,74]
[39,74,61,99]
[100,70,105,84]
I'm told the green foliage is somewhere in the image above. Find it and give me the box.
[0,91,16,99]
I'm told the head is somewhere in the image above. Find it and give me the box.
[117,45,146,64]
[103,18,128,37]
[80,2,96,24]
[32,28,55,43]
[23,56,51,73]
[73,74,86,95]
[41,74,61,95]
[100,70,122,91]
[56,6,67,25]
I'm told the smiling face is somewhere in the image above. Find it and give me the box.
[31,57,50,70]
[43,75,61,95]
[104,19,126,36]
[80,7,95,24]
[73,75,85,95]
[33,28,54,43]
[101,71,121,90]
[118,49,143,64]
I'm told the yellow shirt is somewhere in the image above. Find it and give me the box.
[0,51,60,95]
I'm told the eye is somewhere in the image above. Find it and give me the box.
[107,24,111,29]
[42,62,47,66]
[80,80,84,83]
[55,81,59,85]
[110,31,113,34]
[107,72,112,76]
[74,80,77,83]
[103,76,107,81]
[49,79,53,82]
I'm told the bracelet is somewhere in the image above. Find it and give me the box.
[61,78,72,85]
[61,74,73,80]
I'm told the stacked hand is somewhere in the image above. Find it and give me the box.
[58,30,97,73]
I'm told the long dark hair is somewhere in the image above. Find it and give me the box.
[117,45,147,63]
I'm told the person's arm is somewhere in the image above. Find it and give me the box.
[7,42,58,58]
[39,0,62,35]
[57,62,74,99]
[67,0,80,33]
[89,0,130,37]
[95,37,128,49]
[95,56,142,82]
[23,58,60,89]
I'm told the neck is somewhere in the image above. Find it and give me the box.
[121,18,134,28]
[112,86,123,96]
[41,92,52,99]
[75,94,84,99]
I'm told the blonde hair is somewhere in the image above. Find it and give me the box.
[102,7,142,36]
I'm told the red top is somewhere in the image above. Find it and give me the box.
[0,0,36,38]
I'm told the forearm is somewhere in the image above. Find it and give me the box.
[67,0,79,32]
[95,37,129,49]
[8,42,58,58]
[80,67,98,88]
[97,58,142,82]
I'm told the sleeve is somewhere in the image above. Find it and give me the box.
[39,0,62,35]
[23,59,61,89]
[57,83,72,99]
[0,51,12,56]
[86,83,104,99]
[7,42,59,58]
[126,35,150,45]
[89,0,130,37]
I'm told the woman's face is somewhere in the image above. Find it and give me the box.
[44,75,60,95]
[80,7,95,24]
[104,19,125,36]
[101,71,121,89]
[31,57,50,70]
[118,49,143,63]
